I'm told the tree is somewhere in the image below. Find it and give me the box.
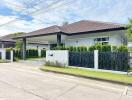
[12,32,25,38]
[15,40,23,50]
[126,19,132,41]
[62,21,69,26]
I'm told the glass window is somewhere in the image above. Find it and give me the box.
[94,37,109,44]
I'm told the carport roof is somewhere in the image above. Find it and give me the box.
[14,20,126,39]
[0,34,16,43]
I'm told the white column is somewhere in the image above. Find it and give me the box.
[94,50,99,70]
[38,49,41,57]
[48,44,50,50]
[1,49,6,60]
[10,50,13,62]
[1,43,4,48]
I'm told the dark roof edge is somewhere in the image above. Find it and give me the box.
[13,32,67,39]
[28,43,48,45]
[0,41,16,43]
[66,27,126,36]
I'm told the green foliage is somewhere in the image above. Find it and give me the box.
[45,61,66,67]
[89,45,96,51]
[89,43,111,52]
[102,44,111,52]
[41,49,46,57]
[53,44,128,52]
[112,46,118,52]
[12,32,25,38]
[117,45,128,52]
[15,41,23,49]
[13,49,21,59]
[26,49,38,58]
[126,19,132,41]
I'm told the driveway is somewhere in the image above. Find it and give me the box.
[0,63,132,100]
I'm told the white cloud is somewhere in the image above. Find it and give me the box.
[0,0,132,36]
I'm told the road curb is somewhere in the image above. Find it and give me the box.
[40,68,132,86]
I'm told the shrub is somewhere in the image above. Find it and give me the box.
[95,43,102,51]
[45,61,66,67]
[69,46,74,51]
[76,46,81,52]
[102,44,111,52]
[41,49,46,57]
[73,46,77,51]
[112,46,118,52]
[117,45,128,52]
[26,49,39,58]
[89,45,96,51]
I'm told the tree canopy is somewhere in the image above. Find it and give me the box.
[126,19,132,41]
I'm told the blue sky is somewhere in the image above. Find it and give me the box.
[0,0,132,36]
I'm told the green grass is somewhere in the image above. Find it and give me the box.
[41,66,132,84]
[0,60,10,63]
[26,57,42,60]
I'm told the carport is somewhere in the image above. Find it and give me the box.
[14,25,67,60]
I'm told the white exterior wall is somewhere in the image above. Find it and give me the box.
[26,44,49,50]
[46,50,69,66]
[128,42,132,48]
[64,30,125,47]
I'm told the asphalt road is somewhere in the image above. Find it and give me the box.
[0,63,132,100]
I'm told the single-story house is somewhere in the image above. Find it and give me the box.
[1,20,127,59]
[0,34,49,49]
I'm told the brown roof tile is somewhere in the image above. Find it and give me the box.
[60,20,125,34]
[14,20,126,38]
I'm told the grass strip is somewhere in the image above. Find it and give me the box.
[40,66,132,84]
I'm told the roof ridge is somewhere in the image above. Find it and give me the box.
[84,20,124,26]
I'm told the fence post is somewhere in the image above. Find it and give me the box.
[10,50,13,62]
[38,49,41,57]
[94,50,99,70]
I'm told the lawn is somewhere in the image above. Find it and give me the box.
[40,66,132,84]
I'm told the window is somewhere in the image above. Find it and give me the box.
[94,37,109,44]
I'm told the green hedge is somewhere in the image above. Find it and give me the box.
[41,49,46,57]
[13,49,44,59]
[26,49,38,58]
[53,43,128,52]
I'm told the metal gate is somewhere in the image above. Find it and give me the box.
[0,52,1,59]
[69,52,94,68]
[99,52,129,72]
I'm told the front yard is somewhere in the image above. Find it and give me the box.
[41,66,132,84]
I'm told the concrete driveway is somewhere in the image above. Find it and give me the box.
[0,63,132,100]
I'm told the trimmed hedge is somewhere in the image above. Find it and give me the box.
[41,49,46,57]
[26,49,38,58]
[53,44,128,52]
[13,49,46,59]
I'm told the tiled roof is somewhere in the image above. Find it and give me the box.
[60,20,125,34]
[12,20,126,38]
[0,34,16,42]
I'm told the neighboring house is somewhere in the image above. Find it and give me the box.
[0,34,49,50]
[14,20,127,50]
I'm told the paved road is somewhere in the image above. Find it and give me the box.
[0,63,132,100]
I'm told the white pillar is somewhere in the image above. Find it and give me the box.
[48,44,50,50]
[94,50,99,70]
[38,49,41,57]
[1,49,6,60]
[10,50,13,62]
[1,43,4,48]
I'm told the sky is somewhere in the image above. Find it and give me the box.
[0,0,132,36]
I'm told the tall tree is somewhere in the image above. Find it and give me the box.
[62,21,69,26]
[126,19,132,41]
